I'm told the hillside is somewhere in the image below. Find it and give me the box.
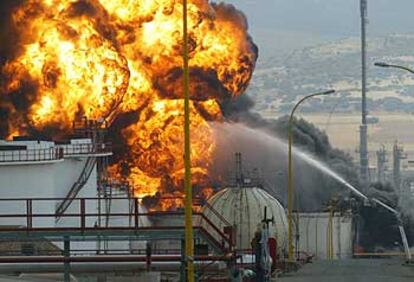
[248,34,414,115]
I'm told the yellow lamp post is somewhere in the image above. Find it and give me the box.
[287,89,335,262]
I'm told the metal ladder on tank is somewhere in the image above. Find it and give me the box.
[55,157,97,220]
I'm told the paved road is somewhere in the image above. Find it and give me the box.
[279,259,414,282]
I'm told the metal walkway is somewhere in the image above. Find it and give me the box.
[0,197,234,257]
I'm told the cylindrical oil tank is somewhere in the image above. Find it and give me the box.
[201,186,288,255]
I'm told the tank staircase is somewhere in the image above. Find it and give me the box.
[55,117,109,220]
[55,157,97,220]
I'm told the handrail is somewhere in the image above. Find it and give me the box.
[0,196,195,201]
[199,214,232,248]
[0,143,112,163]
[0,197,234,251]
[0,148,61,163]
[57,143,111,155]
[202,201,232,227]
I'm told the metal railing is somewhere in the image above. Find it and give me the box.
[0,148,62,163]
[0,143,112,163]
[0,197,234,253]
[57,143,111,155]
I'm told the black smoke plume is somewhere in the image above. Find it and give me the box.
[218,94,360,211]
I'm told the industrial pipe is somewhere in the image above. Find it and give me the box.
[0,261,228,274]
[0,255,233,263]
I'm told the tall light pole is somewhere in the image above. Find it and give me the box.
[287,89,336,261]
[360,0,369,189]
[373,61,414,262]
[182,0,194,281]
[375,61,414,193]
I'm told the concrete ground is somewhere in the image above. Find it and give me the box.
[279,259,414,282]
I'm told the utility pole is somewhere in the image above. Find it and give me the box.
[376,145,387,183]
[359,0,369,189]
[393,141,405,194]
[235,152,244,186]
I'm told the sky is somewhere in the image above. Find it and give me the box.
[224,0,414,59]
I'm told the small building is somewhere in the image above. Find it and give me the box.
[295,212,354,259]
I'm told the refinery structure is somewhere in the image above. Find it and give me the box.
[0,119,292,281]
[0,124,358,281]
[0,0,413,282]
[0,0,283,281]
[0,120,239,281]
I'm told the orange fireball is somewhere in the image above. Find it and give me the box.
[0,0,257,209]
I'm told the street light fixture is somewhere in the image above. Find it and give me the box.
[373,61,414,262]
[374,62,414,74]
[287,89,336,262]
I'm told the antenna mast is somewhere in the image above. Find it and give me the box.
[359,0,369,188]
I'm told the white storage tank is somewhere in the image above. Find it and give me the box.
[0,138,106,229]
[201,186,288,255]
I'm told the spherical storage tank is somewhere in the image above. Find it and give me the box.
[202,186,288,254]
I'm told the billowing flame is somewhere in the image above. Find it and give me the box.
[0,0,257,210]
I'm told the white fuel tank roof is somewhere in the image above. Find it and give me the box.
[202,186,288,252]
